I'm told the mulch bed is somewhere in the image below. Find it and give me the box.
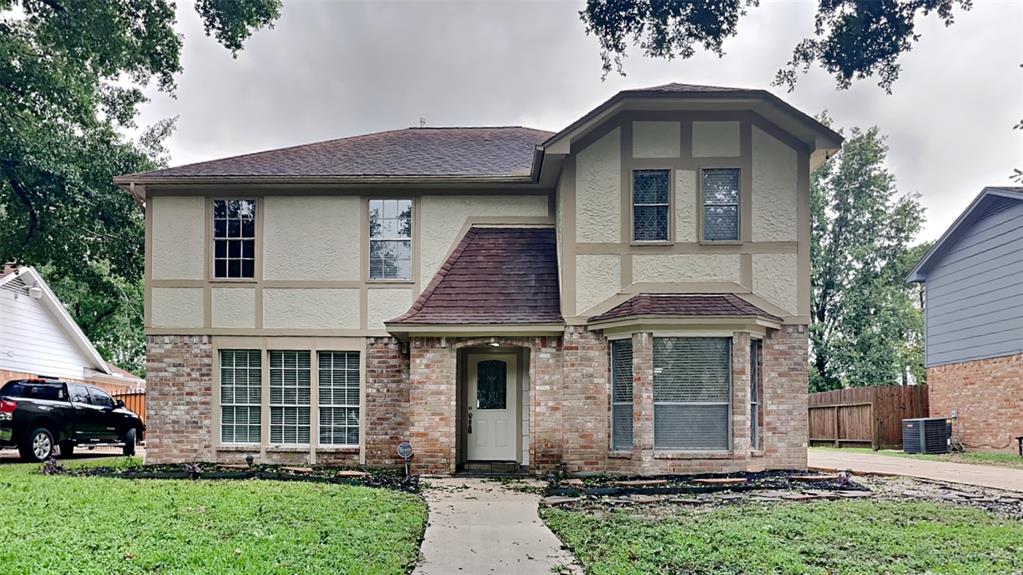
[63,462,420,493]
[546,469,864,499]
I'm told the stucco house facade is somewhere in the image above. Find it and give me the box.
[908,187,1022,453]
[117,83,841,475]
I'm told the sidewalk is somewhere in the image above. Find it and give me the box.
[809,449,1023,492]
[413,477,581,575]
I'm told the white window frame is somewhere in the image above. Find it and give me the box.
[701,168,741,242]
[632,169,672,242]
[368,198,413,280]
[269,350,311,445]
[317,351,361,447]
[652,336,733,452]
[219,349,262,445]
[212,198,257,279]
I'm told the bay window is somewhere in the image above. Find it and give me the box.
[653,337,732,451]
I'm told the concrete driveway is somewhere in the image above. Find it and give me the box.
[809,449,1023,492]
[0,445,141,464]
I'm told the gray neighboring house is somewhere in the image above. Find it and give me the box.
[908,186,1023,452]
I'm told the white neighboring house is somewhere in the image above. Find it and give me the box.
[0,265,143,394]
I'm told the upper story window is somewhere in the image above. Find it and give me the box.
[702,169,740,241]
[213,199,256,279]
[633,170,670,242]
[369,199,412,280]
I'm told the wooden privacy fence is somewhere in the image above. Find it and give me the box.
[808,385,928,449]
[112,391,146,426]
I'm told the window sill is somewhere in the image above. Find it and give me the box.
[630,240,673,247]
[698,240,743,246]
[217,444,260,452]
[266,445,311,452]
[365,279,415,285]
[316,445,359,453]
[210,279,258,285]
[750,449,765,458]
[654,450,733,460]
[608,450,633,459]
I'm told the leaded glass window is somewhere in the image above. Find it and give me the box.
[318,351,360,446]
[369,199,412,280]
[476,360,507,410]
[269,350,311,444]
[633,170,670,241]
[610,339,633,451]
[220,350,261,444]
[653,337,731,451]
[213,199,256,278]
[702,169,740,241]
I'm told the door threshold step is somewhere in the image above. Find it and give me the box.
[456,461,528,476]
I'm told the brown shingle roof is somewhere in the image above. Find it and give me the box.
[589,294,782,323]
[388,227,561,325]
[121,127,553,180]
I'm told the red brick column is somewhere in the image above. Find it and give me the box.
[631,332,654,468]
[731,332,752,459]
[529,335,564,473]
[762,324,809,470]
[408,337,457,474]
[365,337,410,466]
[560,326,609,473]
[928,353,1022,452]
[145,335,214,463]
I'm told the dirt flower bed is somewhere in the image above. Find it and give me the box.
[56,459,420,492]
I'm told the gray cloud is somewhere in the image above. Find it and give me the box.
[136,0,1023,242]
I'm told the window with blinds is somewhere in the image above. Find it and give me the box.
[751,338,763,451]
[653,337,732,451]
[318,351,360,446]
[269,350,311,444]
[702,169,740,241]
[610,339,633,451]
[220,350,261,444]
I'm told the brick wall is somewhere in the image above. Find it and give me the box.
[928,353,1022,452]
[408,337,458,474]
[560,326,608,473]
[760,324,809,470]
[145,335,214,463]
[365,336,411,466]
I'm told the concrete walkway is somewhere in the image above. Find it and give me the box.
[413,478,581,575]
[809,449,1023,492]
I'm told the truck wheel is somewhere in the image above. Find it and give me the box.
[123,428,137,456]
[59,441,75,458]
[19,428,55,462]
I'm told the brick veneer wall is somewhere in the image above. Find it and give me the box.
[560,326,609,473]
[145,335,214,463]
[928,353,1022,452]
[760,324,809,469]
[365,337,411,466]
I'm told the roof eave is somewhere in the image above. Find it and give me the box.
[113,173,538,186]
[383,322,565,338]
[587,314,782,331]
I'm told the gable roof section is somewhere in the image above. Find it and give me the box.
[0,266,111,375]
[115,127,553,184]
[387,227,561,326]
[589,294,783,324]
[907,186,1023,282]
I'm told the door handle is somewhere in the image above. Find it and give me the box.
[467,411,472,434]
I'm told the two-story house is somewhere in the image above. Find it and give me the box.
[116,83,842,475]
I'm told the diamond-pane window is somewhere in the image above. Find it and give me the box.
[633,170,670,241]
[702,169,740,241]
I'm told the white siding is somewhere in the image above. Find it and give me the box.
[0,279,92,380]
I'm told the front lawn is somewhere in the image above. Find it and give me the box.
[543,500,1023,575]
[812,446,1023,469]
[0,457,427,574]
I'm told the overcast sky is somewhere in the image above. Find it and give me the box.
[136,0,1023,243]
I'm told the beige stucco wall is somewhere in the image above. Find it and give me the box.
[367,288,413,329]
[692,121,740,157]
[632,121,680,158]
[752,127,799,242]
[633,254,741,283]
[151,288,204,328]
[753,253,799,315]
[576,255,620,314]
[576,128,621,243]
[263,196,361,281]
[419,195,548,285]
[211,288,256,329]
[675,169,697,242]
[151,196,205,280]
[262,288,359,329]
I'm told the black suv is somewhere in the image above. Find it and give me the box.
[0,379,145,461]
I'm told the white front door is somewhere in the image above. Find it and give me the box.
[466,353,518,461]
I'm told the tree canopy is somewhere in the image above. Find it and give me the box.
[0,0,280,374]
[810,121,928,391]
[580,0,971,93]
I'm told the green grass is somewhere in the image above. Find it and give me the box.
[0,458,427,574]
[812,446,1023,469]
[543,501,1023,575]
